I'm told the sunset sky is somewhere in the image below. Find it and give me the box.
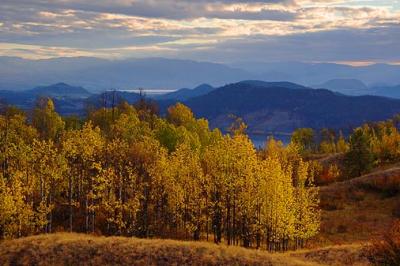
[1,0,399,64]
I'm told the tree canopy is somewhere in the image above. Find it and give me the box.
[0,101,320,251]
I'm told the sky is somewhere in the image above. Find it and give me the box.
[0,0,399,65]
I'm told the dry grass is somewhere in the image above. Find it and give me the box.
[313,166,400,247]
[0,233,317,266]
[290,244,369,266]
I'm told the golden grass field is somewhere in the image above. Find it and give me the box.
[0,233,373,266]
[0,233,320,266]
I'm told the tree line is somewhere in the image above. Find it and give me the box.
[0,98,320,251]
[291,115,400,181]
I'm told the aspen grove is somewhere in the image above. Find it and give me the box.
[0,98,320,251]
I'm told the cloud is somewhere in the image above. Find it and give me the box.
[178,26,400,63]
[0,0,399,63]
[0,0,297,21]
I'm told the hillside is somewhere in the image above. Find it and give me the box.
[314,163,400,247]
[184,82,400,133]
[0,233,315,266]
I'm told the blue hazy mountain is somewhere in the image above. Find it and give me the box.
[29,83,91,98]
[0,57,253,91]
[154,84,214,101]
[0,83,92,115]
[2,56,400,92]
[231,61,400,86]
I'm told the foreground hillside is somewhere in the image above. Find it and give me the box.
[314,160,400,247]
[0,233,316,266]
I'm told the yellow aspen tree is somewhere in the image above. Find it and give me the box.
[0,173,35,239]
[129,136,169,237]
[293,160,320,249]
[102,139,141,235]
[32,97,65,140]
[336,131,349,153]
[170,143,205,240]
[260,157,295,251]
[62,122,104,232]
[31,140,66,233]
[0,174,17,238]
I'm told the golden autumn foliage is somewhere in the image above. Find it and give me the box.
[0,100,320,251]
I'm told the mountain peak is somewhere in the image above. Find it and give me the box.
[30,83,91,98]
[193,83,213,90]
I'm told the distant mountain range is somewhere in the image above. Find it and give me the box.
[311,78,400,99]
[1,56,400,93]
[2,81,400,135]
[231,61,400,87]
[0,57,251,91]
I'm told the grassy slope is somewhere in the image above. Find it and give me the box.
[314,165,400,247]
[290,162,400,265]
[0,233,317,266]
[290,244,369,266]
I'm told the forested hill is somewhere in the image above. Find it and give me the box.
[183,82,400,133]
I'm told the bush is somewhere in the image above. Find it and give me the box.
[317,164,341,185]
[364,220,400,265]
